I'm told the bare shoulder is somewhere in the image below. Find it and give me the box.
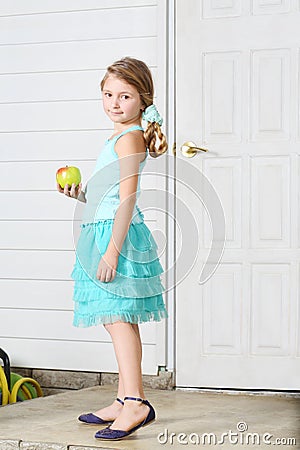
[114,130,146,162]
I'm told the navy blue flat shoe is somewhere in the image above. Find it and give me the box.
[78,397,124,425]
[94,396,156,441]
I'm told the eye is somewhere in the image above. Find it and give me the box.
[121,94,130,100]
[104,92,112,97]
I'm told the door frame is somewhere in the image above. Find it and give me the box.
[164,0,176,375]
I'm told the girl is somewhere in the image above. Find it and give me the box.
[57,57,168,441]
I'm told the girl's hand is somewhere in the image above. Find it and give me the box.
[96,250,119,283]
[56,182,83,199]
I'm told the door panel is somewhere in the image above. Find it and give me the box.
[175,0,300,389]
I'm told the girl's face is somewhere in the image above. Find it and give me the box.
[102,75,144,125]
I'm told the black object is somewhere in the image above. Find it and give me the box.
[0,348,11,389]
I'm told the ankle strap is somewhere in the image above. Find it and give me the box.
[124,396,151,408]
[116,397,124,405]
[124,396,145,403]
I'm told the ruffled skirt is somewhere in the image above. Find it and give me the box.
[71,219,168,327]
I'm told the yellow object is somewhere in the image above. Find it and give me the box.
[0,366,9,406]
[9,377,43,403]
[18,383,32,400]
[10,372,37,401]
[0,365,43,405]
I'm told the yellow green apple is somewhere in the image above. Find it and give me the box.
[56,165,81,189]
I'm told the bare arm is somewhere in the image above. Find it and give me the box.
[96,132,146,282]
[107,137,143,255]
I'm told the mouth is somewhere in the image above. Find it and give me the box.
[110,111,123,115]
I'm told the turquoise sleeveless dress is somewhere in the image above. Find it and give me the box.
[71,125,168,327]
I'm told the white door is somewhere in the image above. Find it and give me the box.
[175,0,300,389]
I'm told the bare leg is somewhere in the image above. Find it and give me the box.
[105,321,150,431]
[131,323,143,368]
[93,323,142,420]
[92,324,124,420]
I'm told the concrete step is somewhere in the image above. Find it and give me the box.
[0,385,299,449]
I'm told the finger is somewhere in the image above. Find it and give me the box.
[110,269,116,282]
[75,183,82,196]
[56,183,64,193]
[96,264,103,280]
[102,267,112,283]
[70,183,76,198]
[98,269,106,283]
[101,274,108,282]
[64,184,71,196]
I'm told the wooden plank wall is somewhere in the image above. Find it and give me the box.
[0,0,167,374]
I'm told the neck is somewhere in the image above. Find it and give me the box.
[113,121,142,134]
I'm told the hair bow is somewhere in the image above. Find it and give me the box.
[142,104,163,126]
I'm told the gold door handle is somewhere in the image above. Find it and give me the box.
[180,141,208,158]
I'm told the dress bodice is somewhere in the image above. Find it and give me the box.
[81,125,148,224]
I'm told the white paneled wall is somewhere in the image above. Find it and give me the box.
[0,0,167,374]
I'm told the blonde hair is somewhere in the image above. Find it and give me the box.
[100,57,168,158]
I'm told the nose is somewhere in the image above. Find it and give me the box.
[111,96,120,108]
